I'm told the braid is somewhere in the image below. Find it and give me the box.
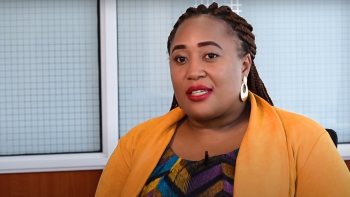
[248,62,274,105]
[169,3,273,110]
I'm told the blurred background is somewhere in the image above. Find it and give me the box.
[0,0,349,196]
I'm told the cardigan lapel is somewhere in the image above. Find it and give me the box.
[234,92,290,197]
[121,108,186,196]
[121,92,290,196]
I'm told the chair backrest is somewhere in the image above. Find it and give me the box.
[325,129,338,148]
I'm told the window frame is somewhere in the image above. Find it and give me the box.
[0,0,118,174]
[339,145,350,160]
[0,0,348,174]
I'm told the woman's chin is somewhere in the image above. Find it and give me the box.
[182,108,218,121]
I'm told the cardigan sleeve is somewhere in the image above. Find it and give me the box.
[295,132,350,197]
[95,137,132,197]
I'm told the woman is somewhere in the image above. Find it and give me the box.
[95,3,350,197]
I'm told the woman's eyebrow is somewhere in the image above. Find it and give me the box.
[198,41,222,49]
[171,41,222,54]
[171,45,186,54]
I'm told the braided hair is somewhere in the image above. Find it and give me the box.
[168,3,273,110]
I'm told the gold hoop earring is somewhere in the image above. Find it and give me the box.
[240,76,248,102]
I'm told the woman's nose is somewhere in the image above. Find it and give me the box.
[185,59,207,80]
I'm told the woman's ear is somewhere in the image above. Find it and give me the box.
[241,53,252,77]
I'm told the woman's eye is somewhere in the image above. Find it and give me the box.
[175,56,187,63]
[204,53,218,59]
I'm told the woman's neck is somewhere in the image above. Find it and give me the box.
[170,102,251,159]
[185,102,251,134]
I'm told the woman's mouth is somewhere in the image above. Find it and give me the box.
[186,86,212,101]
[189,90,210,96]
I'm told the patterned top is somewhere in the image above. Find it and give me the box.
[140,146,239,197]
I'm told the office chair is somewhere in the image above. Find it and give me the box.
[325,129,338,148]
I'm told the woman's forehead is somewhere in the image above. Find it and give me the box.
[176,15,229,36]
[171,15,237,50]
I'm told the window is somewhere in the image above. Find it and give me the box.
[0,0,118,173]
[117,0,350,159]
[1,0,348,174]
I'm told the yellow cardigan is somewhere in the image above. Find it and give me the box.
[95,92,350,197]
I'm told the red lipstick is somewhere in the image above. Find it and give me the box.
[186,85,212,102]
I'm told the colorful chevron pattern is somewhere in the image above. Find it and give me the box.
[140,146,239,197]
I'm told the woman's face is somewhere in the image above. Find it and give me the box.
[169,15,251,120]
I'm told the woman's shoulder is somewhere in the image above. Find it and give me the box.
[273,107,324,130]
[115,115,170,160]
[122,114,168,141]
[121,107,186,144]
[253,93,327,139]
[273,107,328,147]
